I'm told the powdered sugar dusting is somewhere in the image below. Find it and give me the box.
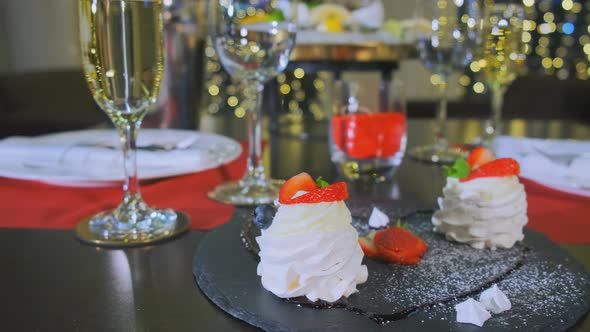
[410,249,589,330]
[240,205,590,329]
[347,211,527,317]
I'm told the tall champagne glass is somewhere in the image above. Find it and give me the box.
[410,0,482,164]
[207,0,297,205]
[479,0,525,145]
[77,0,188,246]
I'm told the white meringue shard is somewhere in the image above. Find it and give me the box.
[432,176,528,249]
[256,200,368,303]
[368,207,389,228]
[479,284,511,314]
[455,298,492,327]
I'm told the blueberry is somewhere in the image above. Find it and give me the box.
[254,204,275,230]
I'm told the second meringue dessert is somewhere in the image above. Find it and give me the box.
[256,173,368,303]
[432,147,528,250]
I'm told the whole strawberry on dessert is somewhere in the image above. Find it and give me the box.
[432,147,528,250]
[256,173,368,303]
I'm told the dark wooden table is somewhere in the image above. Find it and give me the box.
[1,118,589,331]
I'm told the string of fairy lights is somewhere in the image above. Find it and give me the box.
[523,0,590,80]
[202,0,590,119]
[202,38,328,120]
[459,0,590,95]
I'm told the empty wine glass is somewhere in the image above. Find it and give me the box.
[409,0,482,164]
[478,0,525,145]
[76,0,189,246]
[207,0,297,205]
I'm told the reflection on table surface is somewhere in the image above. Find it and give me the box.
[203,115,590,208]
[203,115,590,182]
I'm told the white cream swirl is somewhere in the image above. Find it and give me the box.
[432,176,528,249]
[256,201,368,303]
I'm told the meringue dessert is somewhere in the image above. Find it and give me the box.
[432,148,528,249]
[256,173,368,303]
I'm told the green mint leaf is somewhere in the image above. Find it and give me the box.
[445,158,470,179]
[316,176,330,188]
[453,159,471,178]
[442,165,453,176]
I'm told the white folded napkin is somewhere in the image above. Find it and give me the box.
[493,136,590,196]
[0,129,241,185]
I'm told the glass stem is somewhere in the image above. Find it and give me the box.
[115,116,144,224]
[434,81,449,149]
[243,80,265,183]
[487,84,506,144]
[121,121,141,198]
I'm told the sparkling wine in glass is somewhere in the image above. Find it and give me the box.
[409,0,482,164]
[77,0,188,246]
[207,0,297,205]
[478,1,525,145]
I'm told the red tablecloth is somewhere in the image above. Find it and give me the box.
[521,178,590,244]
[0,150,244,230]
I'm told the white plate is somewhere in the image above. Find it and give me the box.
[0,129,242,187]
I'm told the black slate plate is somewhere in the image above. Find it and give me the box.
[193,204,590,331]
[241,210,528,322]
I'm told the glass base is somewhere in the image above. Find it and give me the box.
[208,178,284,205]
[75,195,189,247]
[333,154,404,184]
[408,144,468,164]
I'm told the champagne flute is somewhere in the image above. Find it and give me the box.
[207,0,297,205]
[409,0,482,164]
[77,0,189,246]
[478,0,525,145]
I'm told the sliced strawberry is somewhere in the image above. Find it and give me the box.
[283,182,348,205]
[461,158,520,182]
[278,172,318,203]
[466,146,495,169]
[374,227,427,265]
[358,231,379,258]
